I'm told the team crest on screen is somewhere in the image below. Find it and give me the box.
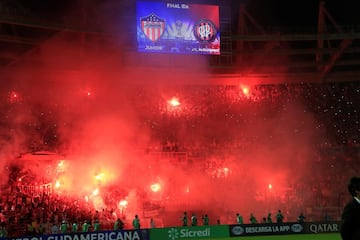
[193,19,217,42]
[140,13,165,42]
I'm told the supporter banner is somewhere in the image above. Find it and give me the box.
[303,221,341,234]
[5,229,149,240]
[150,225,229,240]
[229,222,304,237]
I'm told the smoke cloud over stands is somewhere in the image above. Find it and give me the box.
[0,31,325,222]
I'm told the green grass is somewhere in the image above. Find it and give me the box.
[211,234,341,240]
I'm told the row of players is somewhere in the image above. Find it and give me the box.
[26,210,303,235]
[179,209,305,226]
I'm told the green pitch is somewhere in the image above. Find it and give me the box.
[210,234,341,240]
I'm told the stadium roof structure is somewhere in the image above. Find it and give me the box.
[1,0,360,85]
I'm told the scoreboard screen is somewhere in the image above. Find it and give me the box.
[136,1,220,55]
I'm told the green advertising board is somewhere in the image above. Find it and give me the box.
[150,225,229,240]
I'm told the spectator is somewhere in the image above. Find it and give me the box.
[250,213,258,224]
[150,218,156,228]
[82,220,90,232]
[93,219,100,232]
[72,221,79,232]
[60,220,68,233]
[236,213,243,224]
[267,213,273,223]
[191,213,197,226]
[182,212,188,226]
[114,218,124,230]
[51,223,59,234]
[132,215,140,229]
[202,214,209,226]
[0,224,7,237]
[298,212,306,223]
[276,210,284,223]
[340,176,360,240]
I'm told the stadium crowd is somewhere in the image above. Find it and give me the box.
[0,81,359,237]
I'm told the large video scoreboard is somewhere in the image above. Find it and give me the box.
[136,1,220,55]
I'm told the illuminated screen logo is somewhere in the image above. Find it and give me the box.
[193,19,217,42]
[140,13,165,42]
